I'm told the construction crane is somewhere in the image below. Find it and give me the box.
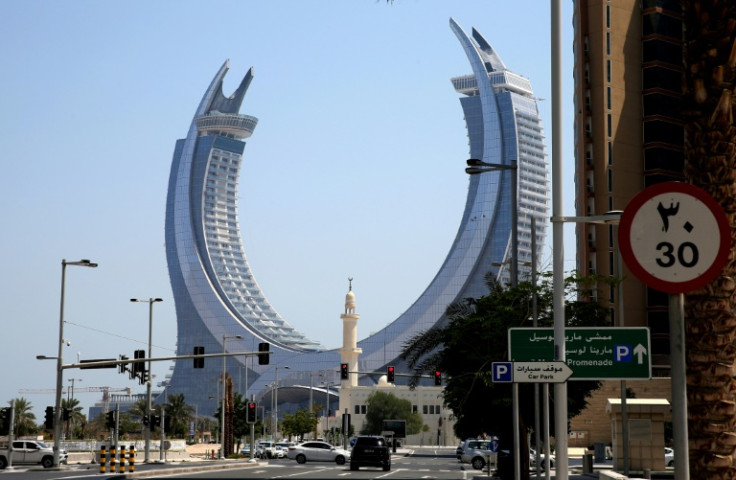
[18,386,133,406]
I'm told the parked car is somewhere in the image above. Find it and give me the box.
[273,442,295,458]
[349,436,391,471]
[460,439,492,470]
[665,447,674,467]
[286,441,350,465]
[0,440,68,469]
[456,441,466,460]
[530,448,555,469]
[255,441,276,458]
[239,444,251,456]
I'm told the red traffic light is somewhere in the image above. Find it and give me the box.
[387,366,395,382]
[434,370,442,385]
[340,363,349,380]
[246,402,257,424]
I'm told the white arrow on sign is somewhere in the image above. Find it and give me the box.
[633,344,647,364]
[513,361,573,383]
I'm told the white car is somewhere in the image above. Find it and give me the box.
[286,441,350,465]
[665,447,674,467]
[530,448,555,469]
[273,442,295,458]
[0,441,68,469]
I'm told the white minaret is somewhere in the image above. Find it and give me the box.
[338,277,362,388]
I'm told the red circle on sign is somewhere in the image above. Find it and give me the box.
[618,182,730,294]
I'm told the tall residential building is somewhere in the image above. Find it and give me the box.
[572,0,682,372]
[162,18,549,416]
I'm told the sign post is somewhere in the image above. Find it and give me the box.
[509,327,651,380]
[619,182,730,480]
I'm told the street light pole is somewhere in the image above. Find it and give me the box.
[54,259,97,467]
[273,365,290,440]
[466,159,518,287]
[130,297,163,463]
[220,334,242,459]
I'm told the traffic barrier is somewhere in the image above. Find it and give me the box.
[118,445,126,473]
[128,445,135,472]
[99,445,107,474]
[110,445,116,473]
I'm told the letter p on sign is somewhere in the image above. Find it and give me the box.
[615,345,631,363]
[492,362,513,383]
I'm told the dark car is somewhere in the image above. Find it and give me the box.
[349,435,391,471]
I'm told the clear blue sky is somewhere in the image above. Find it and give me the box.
[0,0,576,420]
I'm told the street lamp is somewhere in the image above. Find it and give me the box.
[320,382,333,439]
[54,258,97,467]
[130,297,163,463]
[466,158,519,286]
[549,211,622,478]
[220,334,242,459]
[66,378,81,440]
[273,365,290,439]
[309,371,323,437]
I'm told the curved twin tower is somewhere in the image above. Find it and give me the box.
[163,19,549,416]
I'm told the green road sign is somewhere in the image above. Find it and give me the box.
[508,327,651,380]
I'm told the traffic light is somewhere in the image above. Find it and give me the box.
[151,415,161,427]
[387,366,395,383]
[133,349,145,373]
[139,368,149,385]
[44,406,54,429]
[106,410,115,430]
[142,415,150,426]
[246,402,257,424]
[193,346,205,368]
[340,363,349,380]
[118,355,129,374]
[0,407,11,433]
[62,408,71,421]
[258,342,270,365]
[434,370,442,386]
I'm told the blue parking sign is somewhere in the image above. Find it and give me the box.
[492,362,513,383]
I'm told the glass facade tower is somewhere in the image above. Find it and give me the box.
[163,20,548,417]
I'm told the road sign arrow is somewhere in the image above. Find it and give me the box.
[513,361,573,383]
[633,344,647,364]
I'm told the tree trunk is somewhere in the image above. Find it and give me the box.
[684,2,736,478]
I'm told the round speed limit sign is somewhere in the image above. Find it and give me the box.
[619,182,730,294]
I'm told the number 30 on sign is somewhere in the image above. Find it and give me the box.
[618,182,730,294]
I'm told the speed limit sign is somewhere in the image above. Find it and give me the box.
[619,182,730,294]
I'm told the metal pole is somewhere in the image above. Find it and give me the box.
[221,336,226,459]
[513,384,520,480]
[274,367,279,440]
[532,217,541,479]
[146,301,153,462]
[669,293,689,480]
[511,160,519,287]
[616,248,629,475]
[543,383,551,480]
[53,259,96,467]
[550,1,568,479]
[53,261,67,468]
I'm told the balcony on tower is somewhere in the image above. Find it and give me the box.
[195,112,258,140]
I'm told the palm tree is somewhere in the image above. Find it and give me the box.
[164,393,194,438]
[128,399,148,425]
[12,397,36,437]
[683,2,736,478]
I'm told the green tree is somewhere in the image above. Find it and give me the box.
[360,391,422,436]
[128,399,148,425]
[401,273,609,478]
[164,393,194,438]
[282,408,319,440]
[11,397,37,437]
